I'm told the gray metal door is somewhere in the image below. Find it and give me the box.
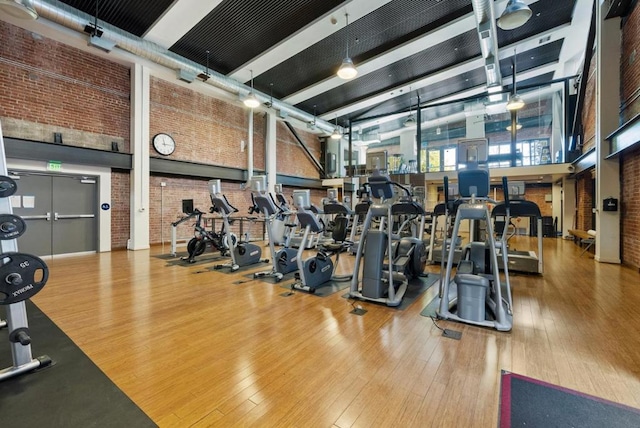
[13,173,97,256]
[52,176,97,255]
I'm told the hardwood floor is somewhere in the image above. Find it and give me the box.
[28,237,640,427]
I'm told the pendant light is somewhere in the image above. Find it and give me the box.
[506,50,525,111]
[497,0,533,30]
[337,13,358,80]
[506,123,522,131]
[330,116,342,139]
[404,88,416,127]
[244,70,260,109]
[0,0,38,20]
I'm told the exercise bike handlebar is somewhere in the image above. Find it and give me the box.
[171,209,203,227]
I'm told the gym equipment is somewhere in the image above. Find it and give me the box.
[491,182,544,274]
[250,176,298,282]
[291,190,351,293]
[349,173,427,306]
[179,209,232,263]
[0,214,27,240]
[0,122,52,382]
[436,171,513,331]
[0,253,49,304]
[348,184,372,255]
[209,180,265,272]
[0,175,17,198]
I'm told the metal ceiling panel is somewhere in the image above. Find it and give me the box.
[58,0,174,37]
[500,40,564,79]
[256,0,473,98]
[298,29,480,116]
[170,0,347,76]
[349,67,488,123]
[497,0,576,47]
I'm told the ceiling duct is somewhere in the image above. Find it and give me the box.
[471,0,502,90]
[25,0,338,135]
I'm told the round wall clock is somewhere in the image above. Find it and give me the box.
[152,133,176,156]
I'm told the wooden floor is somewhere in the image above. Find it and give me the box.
[28,237,640,427]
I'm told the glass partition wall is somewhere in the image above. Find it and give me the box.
[342,79,571,176]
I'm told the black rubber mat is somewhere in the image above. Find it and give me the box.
[499,371,640,427]
[0,300,156,428]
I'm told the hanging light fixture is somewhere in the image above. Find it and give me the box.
[0,0,38,20]
[330,116,342,139]
[506,50,525,111]
[403,87,416,127]
[506,123,523,131]
[497,0,533,31]
[337,13,358,80]
[244,70,260,109]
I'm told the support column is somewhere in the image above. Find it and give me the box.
[247,109,254,181]
[265,111,277,193]
[594,4,621,263]
[129,63,150,250]
[559,178,575,237]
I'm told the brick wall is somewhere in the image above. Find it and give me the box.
[622,4,640,121]
[620,4,640,268]
[0,22,130,151]
[621,147,640,268]
[575,175,594,231]
[581,53,597,152]
[111,170,131,249]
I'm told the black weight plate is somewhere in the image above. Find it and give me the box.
[0,214,27,240]
[0,252,49,305]
[0,175,17,198]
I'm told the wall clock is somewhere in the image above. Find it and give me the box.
[152,133,176,156]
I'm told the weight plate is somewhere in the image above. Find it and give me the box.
[0,176,17,198]
[0,214,27,240]
[0,252,49,305]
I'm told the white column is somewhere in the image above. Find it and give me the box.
[561,177,576,238]
[247,109,254,181]
[594,4,621,263]
[265,111,277,193]
[129,63,150,250]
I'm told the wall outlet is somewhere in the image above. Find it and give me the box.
[241,140,245,152]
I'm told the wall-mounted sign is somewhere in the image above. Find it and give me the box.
[101,203,110,211]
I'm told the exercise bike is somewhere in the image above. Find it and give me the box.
[178,208,232,263]
[291,189,351,293]
[209,179,266,272]
[249,176,298,282]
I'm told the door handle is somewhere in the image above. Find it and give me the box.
[20,213,51,221]
[54,213,95,220]
[54,212,58,221]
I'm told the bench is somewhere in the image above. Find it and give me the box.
[569,229,596,256]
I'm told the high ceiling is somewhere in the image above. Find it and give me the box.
[4,0,592,135]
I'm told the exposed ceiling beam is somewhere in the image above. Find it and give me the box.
[229,0,393,83]
[144,0,224,48]
[321,22,571,120]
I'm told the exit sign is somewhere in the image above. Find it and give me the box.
[47,161,62,171]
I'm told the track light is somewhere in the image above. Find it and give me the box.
[0,0,38,20]
[244,70,260,109]
[337,13,358,80]
[497,0,533,30]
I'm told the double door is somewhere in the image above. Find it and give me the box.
[12,173,97,257]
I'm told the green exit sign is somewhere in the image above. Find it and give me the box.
[47,161,62,171]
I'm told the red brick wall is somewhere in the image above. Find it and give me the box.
[581,53,597,152]
[111,171,131,249]
[576,175,594,231]
[622,4,640,121]
[621,148,640,268]
[0,22,130,151]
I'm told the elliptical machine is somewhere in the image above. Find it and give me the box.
[349,173,427,306]
[250,176,298,282]
[209,179,265,272]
